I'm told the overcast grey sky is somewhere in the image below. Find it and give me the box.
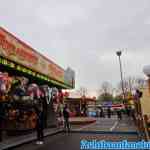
[1,0,150,93]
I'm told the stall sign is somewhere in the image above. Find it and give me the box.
[0,56,15,68]
[0,27,75,88]
[0,57,71,89]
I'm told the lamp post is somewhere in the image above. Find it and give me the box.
[116,51,125,102]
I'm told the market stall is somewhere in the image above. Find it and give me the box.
[0,27,75,135]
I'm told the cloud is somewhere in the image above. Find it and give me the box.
[0,0,150,94]
[36,3,88,28]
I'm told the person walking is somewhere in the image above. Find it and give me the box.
[100,107,104,118]
[35,105,44,145]
[0,103,5,142]
[63,104,70,133]
[58,102,64,126]
[107,107,111,118]
[116,108,122,120]
[131,107,136,124]
[126,106,131,117]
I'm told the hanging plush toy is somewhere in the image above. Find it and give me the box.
[27,83,43,101]
[0,72,12,96]
[0,72,7,94]
[40,85,52,104]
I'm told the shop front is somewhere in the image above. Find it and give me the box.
[64,97,96,117]
[0,27,75,135]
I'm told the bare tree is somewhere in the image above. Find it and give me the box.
[118,76,146,94]
[135,78,146,89]
[101,81,112,94]
[78,87,88,97]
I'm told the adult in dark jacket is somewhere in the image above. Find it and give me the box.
[63,104,70,132]
[100,107,104,118]
[35,105,44,145]
[116,109,122,120]
[0,103,5,142]
[107,107,111,118]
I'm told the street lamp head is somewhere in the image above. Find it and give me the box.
[116,51,122,56]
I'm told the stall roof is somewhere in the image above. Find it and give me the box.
[0,27,75,89]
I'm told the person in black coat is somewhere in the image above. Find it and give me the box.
[63,104,70,132]
[100,107,104,118]
[0,103,5,142]
[35,105,44,145]
[107,107,111,118]
[116,108,122,120]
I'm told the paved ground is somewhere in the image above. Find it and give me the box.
[74,115,137,132]
[13,133,139,150]
[0,128,62,150]
[75,117,117,131]
[0,117,94,149]
[13,116,140,150]
[114,117,137,132]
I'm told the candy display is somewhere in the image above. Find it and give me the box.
[0,71,63,133]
